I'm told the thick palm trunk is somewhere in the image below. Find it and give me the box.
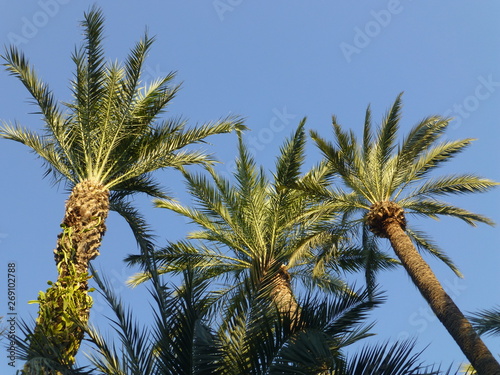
[28,180,109,369]
[270,264,299,318]
[368,201,500,375]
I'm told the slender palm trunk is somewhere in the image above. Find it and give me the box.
[28,180,109,369]
[382,216,500,375]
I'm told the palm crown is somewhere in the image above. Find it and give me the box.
[307,93,496,273]
[1,7,242,201]
[128,121,389,315]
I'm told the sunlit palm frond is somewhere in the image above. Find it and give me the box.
[0,122,74,184]
[376,92,402,167]
[273,117,307,188]
[398,138,475,190]
[402,198,495,226]
[2,45,64,140]
[406,174,498,200]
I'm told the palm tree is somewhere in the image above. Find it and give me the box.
[0,6,243,370]
[84,260,447,375]
[127,121,395,318]
[303,93,500,374]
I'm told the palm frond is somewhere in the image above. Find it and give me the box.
[274,117,307,188]
[89,266,155,375]
[1,45,64,140]
[469,307,500,336]
[376,92,402,166]
[398,138,475,189]
[396,115,450,174]
[108,196,157,256]
[402,198,495,226]
[405,227,463,277]
[407,174,498,199]
[340,339,443,375]
[0,122,74,184]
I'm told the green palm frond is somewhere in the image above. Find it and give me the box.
[339,339,444,375]
[2,45,64,140]
[406,174,497,200]
[89,267,155,375]
[108,197,156,255]
[469,307,500,336]
[395,116,453,183]
[126,240,249,287]
[405,227,462,277]
[402,198,495,226]
[0,122,74,184]
[397,138,475,192]
[358,223,400,295]
[274,117,307,188]
[151,269,219,375]
[376,92,402,166]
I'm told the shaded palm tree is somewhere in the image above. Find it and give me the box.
[302,93,499,374]
[127,121,396,318]
[83,261,447,375]
[0,6,243,370]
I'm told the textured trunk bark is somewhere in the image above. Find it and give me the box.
[270,264,299,318]
[29,180,109,369]
[383,218,500,375]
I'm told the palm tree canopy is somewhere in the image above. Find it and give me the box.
[0,5,244,196]
[84,265,453,375]
[128,120,395,296]
[304,93,497,275]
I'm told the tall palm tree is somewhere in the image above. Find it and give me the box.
[127,121,395,317]
[303,93,500,374]
[0,6,243,370]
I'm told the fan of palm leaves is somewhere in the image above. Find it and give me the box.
[126,120,397,310]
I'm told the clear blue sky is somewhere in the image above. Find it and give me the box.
[1,1,499,372]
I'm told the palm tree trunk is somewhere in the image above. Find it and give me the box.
[28,180,109,369]
[270,264,300,319]
[383,219,500,375]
